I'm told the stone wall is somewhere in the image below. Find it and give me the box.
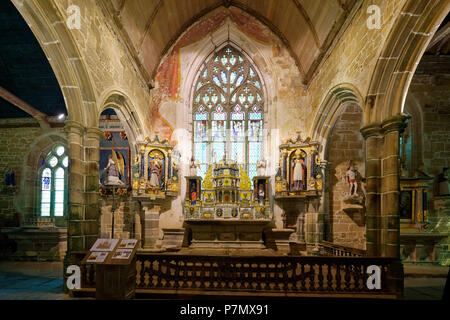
[99,195,139,240]
[0,123,42,226]
[326,105,366,249]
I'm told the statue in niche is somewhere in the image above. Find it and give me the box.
[190,181,197,205]
[189,156,199,176]
[257,159,266,176]
[346,160,358,196]
[105,151,124,186]
[292,152,305,190]
[438,167,449,196]
[149,153,163,188]
[258,183,265,205]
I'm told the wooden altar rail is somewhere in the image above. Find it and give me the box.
[320,241,367,257]
[72,252,403,299]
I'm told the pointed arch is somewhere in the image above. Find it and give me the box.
[365,0,449,124]
[13,0,97,127]
[310,83,364,157]
[98,90,145,147]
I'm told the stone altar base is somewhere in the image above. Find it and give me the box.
[264,228,296,253]
[186,220,270,249]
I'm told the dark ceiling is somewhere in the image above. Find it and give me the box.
[0,1,66,118]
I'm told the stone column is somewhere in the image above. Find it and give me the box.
[305,197,321,253]
[381,117,406,258]
[141,202,161,249]
[361,116,407,257]
[65,120,86,253]
[64,122,102,255]
[361,124,383,256]
[84,128,103,247]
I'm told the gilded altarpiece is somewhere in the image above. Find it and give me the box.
[131,135,179,249]
[275,134,325,251]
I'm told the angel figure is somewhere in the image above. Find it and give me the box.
[105,151,125,185]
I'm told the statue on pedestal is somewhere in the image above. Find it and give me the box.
[346,160,358,196]
[257,160,266,176]
[190,156,199,176]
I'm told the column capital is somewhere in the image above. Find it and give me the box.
[381,114,409,135]
[360,123,382,139]
[64,120,85,135]
[85,127,104,140]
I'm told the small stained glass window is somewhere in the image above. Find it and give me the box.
[40,145,68,217]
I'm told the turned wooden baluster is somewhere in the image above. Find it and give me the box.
[336,264,341,291]
[344,264,351,291]
[318,263,324,291]
[326,264,333,291]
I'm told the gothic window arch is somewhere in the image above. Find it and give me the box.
[193,45,264,180]
[39,144,68,217]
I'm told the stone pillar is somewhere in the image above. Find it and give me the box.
[361,124,383,256]
[142,203,161,249]
[361,116,407,257]
[64,122,102,254]
[305,198,321,253]
[381,117,406,258]
[84,128,103,247]
[65,120,86,253]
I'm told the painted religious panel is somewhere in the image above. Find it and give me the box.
[99,129,130,186]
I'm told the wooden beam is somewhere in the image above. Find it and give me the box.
[0,86,50,127]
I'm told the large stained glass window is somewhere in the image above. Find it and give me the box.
[192,45,264,180]
[40,145,68,217]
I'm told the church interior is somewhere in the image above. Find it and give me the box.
[0,0,449,300]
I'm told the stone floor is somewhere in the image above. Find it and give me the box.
[0,261,447,300]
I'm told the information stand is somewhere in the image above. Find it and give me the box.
[82,239,139,300]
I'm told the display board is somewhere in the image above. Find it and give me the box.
[82,238,139,265]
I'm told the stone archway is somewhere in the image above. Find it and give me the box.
[310,84,365,251]
[361,0,449,258]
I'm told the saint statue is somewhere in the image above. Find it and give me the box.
[105,151,124,185]
[190,182,197,205]
[346,161,358,196]
[438,167,449,196]
[258,184,265,204]
[292,153,305,190]
[257,160,266,176]
[149,153,163,188]
[189,156,199,176]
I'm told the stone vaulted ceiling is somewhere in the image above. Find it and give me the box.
[101,0,359,86]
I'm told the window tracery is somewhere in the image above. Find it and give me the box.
[193,45,264,180]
